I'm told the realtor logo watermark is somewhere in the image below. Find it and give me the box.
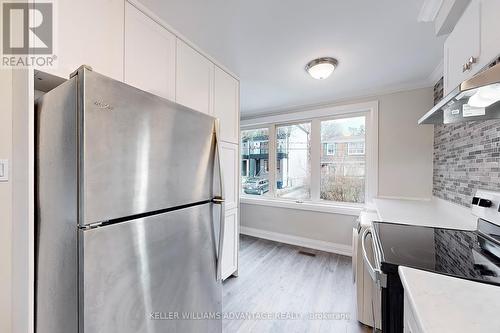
[1,1,57,67]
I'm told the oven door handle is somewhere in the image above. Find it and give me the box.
[361,228,387,288]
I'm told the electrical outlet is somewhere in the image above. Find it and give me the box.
[0,159,9,182]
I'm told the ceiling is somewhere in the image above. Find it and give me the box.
[139,0,445,115]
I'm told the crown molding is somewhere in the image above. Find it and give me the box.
[242,58,444,118]
[242,79,433,119]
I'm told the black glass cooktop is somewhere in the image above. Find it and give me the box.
[372,221,500,286]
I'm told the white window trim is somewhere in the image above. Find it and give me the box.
[240,196,364,216]
[240,100,379,211]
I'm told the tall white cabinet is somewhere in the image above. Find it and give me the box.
[175,40,215,115]
[213,68,240,278]
[124,2,176,100]
[214,67,240,143]
[219,142,239,278]
[41,0,125,80]
[123,2,240,280]
[34,0,240,282]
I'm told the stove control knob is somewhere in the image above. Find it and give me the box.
[478,199,492,208]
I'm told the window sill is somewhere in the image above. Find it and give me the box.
[240,196,364,216]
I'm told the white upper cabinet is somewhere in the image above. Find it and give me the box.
[175,39,214,114]
[443,0,500,95]
[478,0,500,68]
[443,0,481,94]
[214,67,240,144]
[124,3,176,101]
[48,0,124,80]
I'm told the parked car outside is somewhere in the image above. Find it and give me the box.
[243,178,269,195]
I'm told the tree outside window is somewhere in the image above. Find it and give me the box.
[320,116,366,203]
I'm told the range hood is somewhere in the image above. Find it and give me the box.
[419,62,500,124]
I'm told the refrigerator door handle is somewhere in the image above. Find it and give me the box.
[213,120,225,282]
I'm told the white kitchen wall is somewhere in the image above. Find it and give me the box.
[0,69,13,333]
[241,205,356,252]
[377,88,434,199]
[241,87,435,250]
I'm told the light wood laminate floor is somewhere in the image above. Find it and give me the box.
[223,235,371,333]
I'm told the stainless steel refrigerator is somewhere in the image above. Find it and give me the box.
[35,65,225,333]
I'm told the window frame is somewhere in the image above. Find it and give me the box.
[318,113,367,204]
[274,121,312,201]
[240,101,378,215]
[240,126,272,197]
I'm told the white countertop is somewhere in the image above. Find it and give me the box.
[373,196,476,230]
[399,266,500,333]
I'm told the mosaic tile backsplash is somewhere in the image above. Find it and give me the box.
[433,120,500,207]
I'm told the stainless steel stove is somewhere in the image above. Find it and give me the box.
[364,190,500,333]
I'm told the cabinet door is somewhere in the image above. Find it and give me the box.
[214,67,239,144]
[124,3,176,101]
[176,39,214,114]
[49,0,124,80]
[220,142,238,211]
[443,0,481,94]
[479,0,500,67]
[221,208,238,280]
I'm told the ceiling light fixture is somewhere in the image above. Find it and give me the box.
[305,57,338,80]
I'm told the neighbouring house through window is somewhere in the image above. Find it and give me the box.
[240,102,376,206]
[326,143,336,155]
[320,116,366,203]
[241,128,270,196]
[348,142,365,155]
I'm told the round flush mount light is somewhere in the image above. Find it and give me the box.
[305,57,338,80]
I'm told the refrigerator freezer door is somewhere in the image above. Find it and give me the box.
[79,68,217,225]
[79,203,221,333]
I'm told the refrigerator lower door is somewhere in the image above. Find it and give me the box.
[79,203,221,333]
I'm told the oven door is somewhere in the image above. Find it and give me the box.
[361,227,384,332]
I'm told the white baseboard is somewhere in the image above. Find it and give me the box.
[240,226,352,257]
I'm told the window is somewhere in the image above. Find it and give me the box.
[239,101,377,209]
[275,123,311,200]
[348,142,365,155]
[320,116,365,203]
[326,143,336,155]
[241,128,270,196]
